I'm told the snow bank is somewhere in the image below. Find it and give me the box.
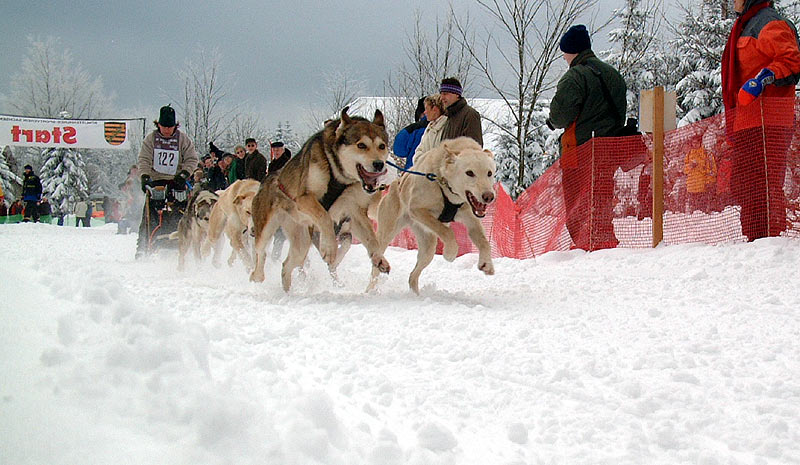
[1,222,798,464]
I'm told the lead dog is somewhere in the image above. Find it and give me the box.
[249,108,391,291]
[370,137,497,294]
[175,189,219,271]
[201,179,261,269]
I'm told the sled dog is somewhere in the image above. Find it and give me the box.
[201,179,261,269]
[370,136,497,294]
[175,189,219,271]
[249,107,391,291]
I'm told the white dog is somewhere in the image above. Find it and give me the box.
[370,136,497,293]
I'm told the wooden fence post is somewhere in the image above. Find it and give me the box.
[652,86,665,247]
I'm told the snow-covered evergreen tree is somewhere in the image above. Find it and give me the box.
[603,0,679,118]
[40,147,89,216]
[0,147,23,201]
[494,100,558,198]
[271,121,302,153]
[777,0,800,25]
[671,0,735,125]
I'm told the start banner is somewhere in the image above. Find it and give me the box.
[0,114,139,150]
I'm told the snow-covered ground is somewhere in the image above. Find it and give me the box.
[1,222,799,465]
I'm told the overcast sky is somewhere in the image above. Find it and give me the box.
[0,0,680,138]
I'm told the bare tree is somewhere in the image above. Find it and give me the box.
[171,48,238,155]
[305,69,368,132]
[384,9,476,135]
[452,0,597,194]
[220,112,272,150]
[4,36,113,119]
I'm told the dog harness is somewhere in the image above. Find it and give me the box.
[277,162,348,211]
[437,186,464,223]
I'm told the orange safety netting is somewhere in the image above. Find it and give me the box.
[389,96,800,258]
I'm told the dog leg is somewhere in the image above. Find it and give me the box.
[295,194,337,266]
[281,221,311,292]
[249,209,275,283]
[408,207,458,261]
[461,213,494,275]
[408,224,437,294]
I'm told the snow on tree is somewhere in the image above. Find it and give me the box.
[602,0,679,118]
[670,0,735,125]
[271,121,301,153]
[493,99,558,198]
[777,0,800,25]
[3,36,113,119]
[40,147,89,216]
[0,146,23,202]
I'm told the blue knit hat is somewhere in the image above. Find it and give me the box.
[559,25,591,54]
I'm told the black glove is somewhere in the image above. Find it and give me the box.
[140,174,152,193]
[174,170,190,183]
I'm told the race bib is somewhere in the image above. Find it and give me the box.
[153,131,180,175]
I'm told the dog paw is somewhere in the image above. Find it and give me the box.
[249,271,265,283]
[478,260,494,275]
[371,254,390,274]
[443,241,458,262]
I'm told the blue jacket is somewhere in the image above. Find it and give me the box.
[393,116,428,168]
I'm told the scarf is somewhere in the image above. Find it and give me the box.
[721,1,772,111]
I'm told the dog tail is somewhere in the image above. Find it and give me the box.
[168,231,179,241]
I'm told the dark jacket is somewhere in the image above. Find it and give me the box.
[244,150,268,182]
[268,149,292,175]
[22,173,42,202]
[207,165,228,191]
[549,50,627,151]
[393,117,428,168]
[442,97,483,146]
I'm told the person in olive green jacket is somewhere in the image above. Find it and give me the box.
[546,25,627,251]
[439,77,483,147]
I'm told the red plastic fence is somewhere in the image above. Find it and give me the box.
[389,97,800,258]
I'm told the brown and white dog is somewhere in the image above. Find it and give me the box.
[201,179,261,269]
[175,189,219,271]
[370,136,497,294]
[249,108,391,291]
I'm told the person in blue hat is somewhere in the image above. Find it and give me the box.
[546,25,627,251]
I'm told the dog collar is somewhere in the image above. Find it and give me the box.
[438,185,464,223]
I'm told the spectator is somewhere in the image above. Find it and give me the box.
[268,141,291,175]
[722,0,800,241]
[244,137,268,182]
[102,195,113,223]
[439,77,483,146]
[38,197,52,221]
[0,200,7,217]
[715,152,733,212]
[75,199,91,227]
[21,164,43,223]
[412,94,449,165]
[684,146,716,213]
[393,98,428,169]
[207,154,232,191]
[547,24,627,250]
[10,200,24,216]
[229,145,247,185]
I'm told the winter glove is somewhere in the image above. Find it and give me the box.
[174,170,190,183]
[140,174,152,193]
[737,68,775,106]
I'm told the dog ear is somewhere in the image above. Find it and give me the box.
[336,107,352,139]
[442,140,459,164]
[233,194,245,205]
[483,149,495,159]
[372,109,385,128]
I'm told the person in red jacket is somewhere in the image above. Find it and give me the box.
[722,0,800,241]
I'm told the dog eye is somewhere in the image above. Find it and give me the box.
[379,143,386,150]
[357,143,367,149]
[488,171,493,177]
[466,170,475,177]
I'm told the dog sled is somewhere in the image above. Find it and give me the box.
[135,180,189,257]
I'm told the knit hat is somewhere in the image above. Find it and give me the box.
[440,78,463,96]
[209,141,223,157]
[24,164,32,170]
[559,25,591,54]
[158,105,176,127]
